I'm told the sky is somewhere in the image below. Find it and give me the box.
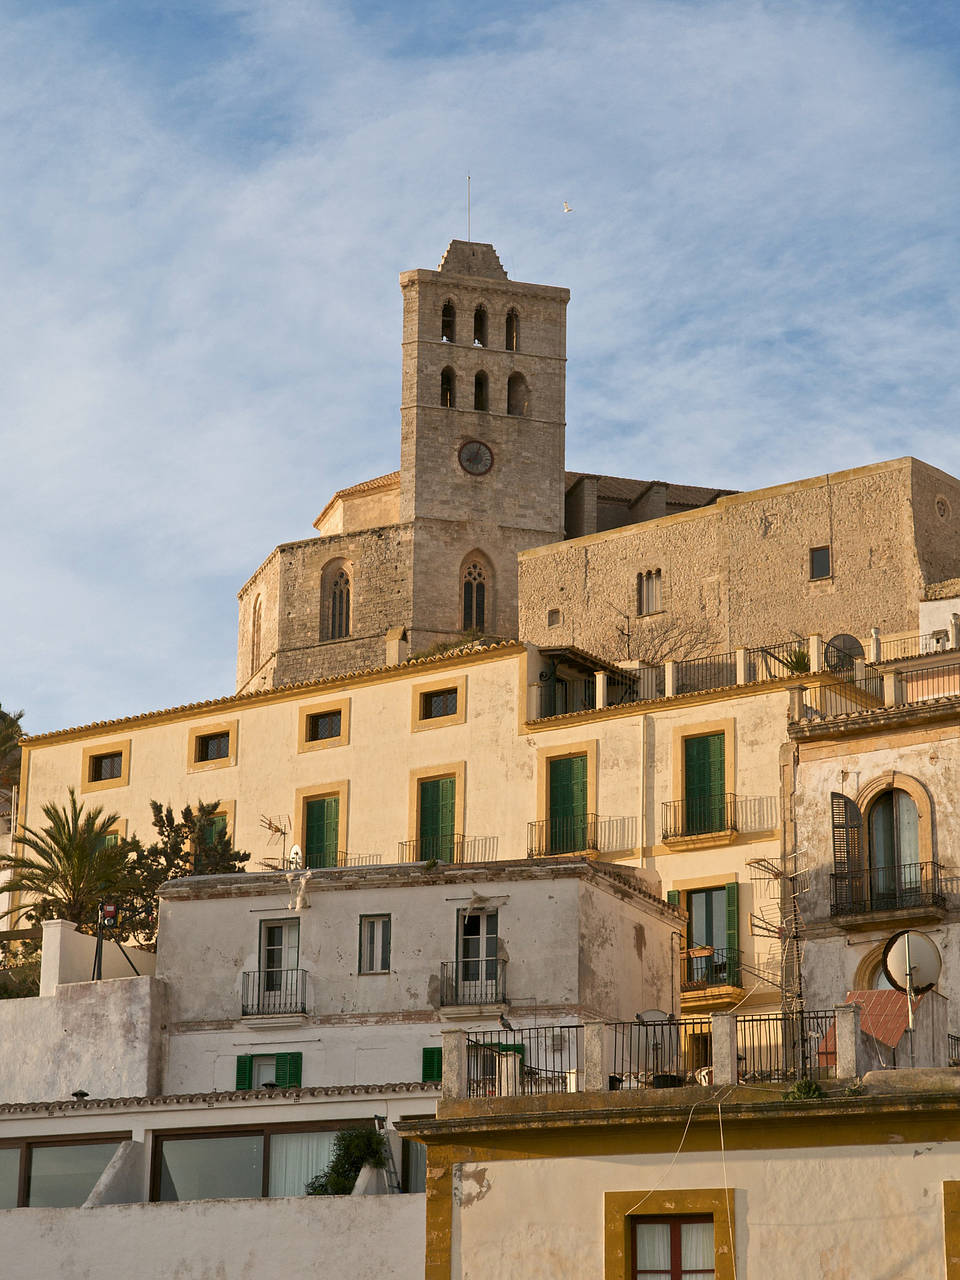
[4,0,960,735]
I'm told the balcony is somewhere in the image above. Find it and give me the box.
[242,968,307,1016]
[830,862,946,919]
[398,834,465,864]
[440,958,506,1007]
[661,794,738,842]
[680,947,742,992]
[527,813,599,857]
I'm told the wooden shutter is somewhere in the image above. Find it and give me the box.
[274,1052,303,1088]
[420,778,456,861]
[421,1047,443,1083]
[235,1055,253,1090]
[666,890,680,907]
[548,754,588,852]
[831,792,863,912]
[305,797,339,868]
[725,883,740,986]
[684,734,725,833]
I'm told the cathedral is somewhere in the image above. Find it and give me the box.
[235,240,727,693]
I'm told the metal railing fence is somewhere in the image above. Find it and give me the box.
[610,1018,714,1089]
[662,794,738,840]
[736,1010,836,1083]
[879,632,952,663]
[465,1025,584,1098]
[397,834,464,864]
[242,968,307,1016]
[675,653,737,695]
[830,862,945,916]
[681,948,742,991]
[745,641,810,680]
[527,813,599,856]
[440,958,506,1007]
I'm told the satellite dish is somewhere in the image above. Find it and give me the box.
[826,633,864,672]
[881,929,942,995]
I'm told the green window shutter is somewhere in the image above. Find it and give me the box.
[305,797,339,868]
[548,755,587,852]
[274,1052,303,1088]
[725,883,740,986]
[419,778,456,861]
[235,1055,253,1090]
[684,734,725,833]
[666,890,680,907]
[421,1046,443,1083]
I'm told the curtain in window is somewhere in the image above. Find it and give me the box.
[681,1220,715,1273]
[268,1131,340,1197]
[634,1222,670,1276]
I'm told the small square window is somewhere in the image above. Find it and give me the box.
[90,752,123,782]
[547,609,560,627]
[809,546,831,580]
[359,915,391,974]
[306,710,342,742]
[421,689,457,720]
[196,732,230,762]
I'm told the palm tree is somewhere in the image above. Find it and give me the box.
[0,704,24,794]
[0,788,133,930]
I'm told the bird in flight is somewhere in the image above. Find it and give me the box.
[562,201,573,213]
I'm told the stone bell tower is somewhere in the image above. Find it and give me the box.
[398,240,569,650]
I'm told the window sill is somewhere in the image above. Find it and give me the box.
[661,828,738,851]
[240,1012,310,1029]
[438,1002,509,1022]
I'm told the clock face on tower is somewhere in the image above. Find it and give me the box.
[458,440,494,476]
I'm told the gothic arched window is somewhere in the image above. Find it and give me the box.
[462,558,488,631]
[251,595,262,675]
[505,310,519,351]
[474,371,488,411]
[321,561,352,641]
[441,301,456,343]
[441,367,456,408]
[637,569,662,615]
[507,371,529,417]
[473,305,487,347]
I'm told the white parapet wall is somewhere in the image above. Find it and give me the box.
[0,1192,426,1280]
[0,974,164,1104]
[39,919,156,996]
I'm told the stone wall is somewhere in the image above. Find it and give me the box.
[519,458,952,661]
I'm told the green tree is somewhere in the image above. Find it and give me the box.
[0,704,24,794]
[125,800,250,946]
[0,788,136,931]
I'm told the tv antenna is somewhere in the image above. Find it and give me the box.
[260,814,291,867]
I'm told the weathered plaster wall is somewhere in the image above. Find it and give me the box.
[0,976,163,1104]
[451,1144,957,1279]
[0,1191,425,1280]
[577,878,678,1021]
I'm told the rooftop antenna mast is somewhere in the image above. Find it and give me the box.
[467,173,471,242]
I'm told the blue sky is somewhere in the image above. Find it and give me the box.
[4,0,960,735]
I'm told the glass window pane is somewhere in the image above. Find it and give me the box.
[681,1220,714,1272]
[28,1142,119,1208]
[158,1135,263,1202]
[897,792,919,866]
[269,1131,338,1198]
[635,1222,671,1269]
[869,793,896,871]
[0,1147,20,1208]
[403,1139,426,1193]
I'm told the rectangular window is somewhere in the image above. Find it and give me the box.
[638,569,663,616]
[306,710,342,742]
[304,795,340,868]
[421,688,458,720]
[359,915,391,974]
[155,1125,347,1202]
[809,546,831,580]
[421,1046,443,1083]
[685,885,739,987]
[253,920,301,1014]
[235,1052,303,1090]
[90,752,123,782]
[683,734,726,835]
[196,731,230,762]
[0,1146,21,1209]
[632,1216,715,1277]
[547,754,588,853]
[418,776,456,862]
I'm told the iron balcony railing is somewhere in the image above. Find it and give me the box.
[398,834,465,864]
[898,661,960,703]
[680,947,742,991]
[879,631,952,663]
[737,1010,836,1083]
[610,1017,714,1089]
[830,862,945,916]
[744,640,810,680]
[242,968,307,1016]
[675,652,737,695]
[949,1034,960,1066]
[440,958,506,1006]
[465,1025,584,1098]
[527,813,599,856]
[662,794,738,840]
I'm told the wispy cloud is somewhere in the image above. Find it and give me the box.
[4,0,959,733]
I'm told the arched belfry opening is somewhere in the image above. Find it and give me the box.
[474,371,488,411]
[507,372,530,417]
[250,595,262,676]
[505,309,519,352]
[440,367,456,408]
[441,301,456,343]
[473,305,487,347]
